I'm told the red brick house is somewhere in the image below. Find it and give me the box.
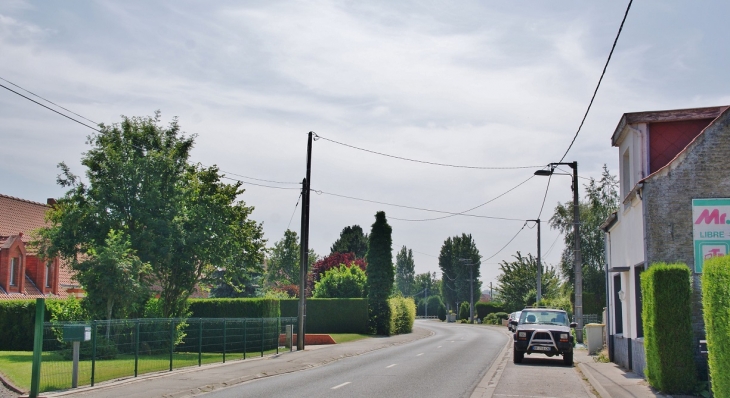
[0,194,79,299]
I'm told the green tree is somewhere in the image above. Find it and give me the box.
[312,264,367,298]
[73,230,150,322]
[395,246,416,296]
[549,165,618,315]
[40,113,266,317]
[266,229,301,286]
[496,252,560,312]
[330,225,369,258]
[438,234,482,311]
[414,272,437,297]
[366,211,394,335]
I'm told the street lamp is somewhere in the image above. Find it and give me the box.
[534,161,583,343]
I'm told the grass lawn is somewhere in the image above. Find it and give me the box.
[329,333,371,344]
[0,348,280,393]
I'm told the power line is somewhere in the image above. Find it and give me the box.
[390,175,535,222]
[558,0,633,162]
[0,82,101,133]
[483,222,528,261]
[287,192,303,230]
[0,76,99,125]
[221,176,301,190]
[536,174,552,220]
[220,170,300,185]
[314,133,543,170]
[543,232,563,258]
[312,189,526,222]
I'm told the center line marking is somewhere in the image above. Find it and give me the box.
[386,364,397,368]
[437,346,442,348]
[331,382,351,389]
[416,353,424,356]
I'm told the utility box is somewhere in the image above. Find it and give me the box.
[585,323,605,355]
[62,325,91,342]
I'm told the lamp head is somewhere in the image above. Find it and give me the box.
[534,169,554,176]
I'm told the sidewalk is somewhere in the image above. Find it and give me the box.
[574,348,668,398]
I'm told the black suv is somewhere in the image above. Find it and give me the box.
[510,307,576,366]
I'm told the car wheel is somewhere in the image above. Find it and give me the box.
[513,350,524,364]
[563,351,573,366]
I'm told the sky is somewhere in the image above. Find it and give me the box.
[2,1,730,293]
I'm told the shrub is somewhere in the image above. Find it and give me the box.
[417,295,445,317]
[641,263,697,394]
[312,264,367,298]
[702,256,730,398]
[437,303,447,321]
[458,301,470,320]
[388,296,416,335]
[0,298,87,351]
[187,298,280,318]
[475,302,503,319]
[280,298,368,333]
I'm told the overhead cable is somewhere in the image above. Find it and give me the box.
[0,76,99,125]
[483,222,528,261]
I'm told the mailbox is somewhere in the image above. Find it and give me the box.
[62,325,91,342]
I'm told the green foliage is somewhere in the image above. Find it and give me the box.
[538,295,573,318]
[437,303,447,321]
[395,246,416,296]
[475,302,504,320]
[313,264,367,298]
[39,112,266,318]
[458,301,470,320]
[702,256,730,397]
[280,298,369,333]
[388,297,416,335]
[417,295,445,318]
[330,225,369,258]
[46,296,89,322]
[60,336,118,360]
[266,229,318,288]
[496,252,560,312]
[549,165,617,315]
[366,211,394,335]
[484,312,509,325]
[641,263,697,393]
[187,298,280,318]
[438,234,482,310]
[0,298,88,350]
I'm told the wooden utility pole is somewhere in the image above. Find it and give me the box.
[297,132,313,351]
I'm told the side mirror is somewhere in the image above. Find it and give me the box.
[570,322,577,328]
[510,320,518,326]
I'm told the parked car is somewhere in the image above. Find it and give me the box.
[507,311,522,332]
[511,308,576,366]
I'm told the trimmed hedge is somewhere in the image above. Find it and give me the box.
[641,263,697,394]
[187,298,280,318]
[702,256,730,397]
[280,298,369,334]
[389,296,416,335]
[416,295,445,318]
[475,302,504,320]
[0,299,79,351]
[458,301,470,320]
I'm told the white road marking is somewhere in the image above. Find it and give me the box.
[437,346,442,348]
[416,353,424,356]
[331,382,351,389]
[386,364,397,368]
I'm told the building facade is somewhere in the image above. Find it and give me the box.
[602,105,730,379]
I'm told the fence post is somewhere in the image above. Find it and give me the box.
[243,319,247,360]
[276,318,280,355]
[260,319,264,357]
[134,319,140,377]
[29,298,45,398]
[169,319,174,372]
[198,319,202,367]
[223,318,227,363]
[91,320,97,386]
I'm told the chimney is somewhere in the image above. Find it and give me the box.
[47,198,57,206]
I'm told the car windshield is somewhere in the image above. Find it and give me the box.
[519,310,569,326]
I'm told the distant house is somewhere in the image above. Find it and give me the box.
[601,105,730,379]
[0,194,81,299]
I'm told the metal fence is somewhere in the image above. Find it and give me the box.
[38,317,297,393]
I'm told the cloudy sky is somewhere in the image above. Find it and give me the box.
[2,1,729,292]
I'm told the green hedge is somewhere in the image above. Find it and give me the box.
[641,263,697,394]
[0,299,80,351]
[389,297,416,335]
[702,256,730,397]
[281,298,368,334]
[187,298,280,318]
[475,302,504,320]
[416,296,445,318]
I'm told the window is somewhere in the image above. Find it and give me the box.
[10,258,18,286]
[613,274,623,334]
[46,262,53,288]
[621,148,631,198]
[635,265,644,338]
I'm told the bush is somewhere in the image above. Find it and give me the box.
[312,264,367,298]
[60,335,118,360]
[475,302,503,320]
[417,295,445,317]
[187,298,280,318]
[702,256,730,398]
[437,303,447,321]
[0,298,87,351]
[388,297,415,335]
[484,312,509,325]
[458,301,470,320]
[280,298,368,333]
[641,263,697,394]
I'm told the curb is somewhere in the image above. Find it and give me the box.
[576,362,611,398]
[470,326,512,398]
[0,370,25,395]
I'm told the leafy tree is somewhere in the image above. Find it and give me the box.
[395,246,416,296]
[39,113,266,317]
[330,225,368,258]
[438,234,482,311]
[309,252,365,295]
[414,272,438,297]
[210,269,263,298]
[366,211,394,335]
[549,165,618,315]
[74,230,151,323]
[266,229,314,286]
[312,264,367,298]
[496,252,560,312]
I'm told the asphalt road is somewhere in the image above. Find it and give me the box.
[202,320,507,398]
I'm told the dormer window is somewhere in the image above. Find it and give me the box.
[46,262,53,288]
[10,257,19,286]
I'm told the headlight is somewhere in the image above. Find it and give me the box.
[518,332,526,338]
[560,333,568,342]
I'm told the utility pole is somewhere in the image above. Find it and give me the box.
[489,282,492,301]
[297,132,313,351]
[424,286,428,318]
[459,258,475,323]
[527,219,542,305]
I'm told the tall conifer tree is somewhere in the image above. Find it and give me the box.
[366,211,394,335]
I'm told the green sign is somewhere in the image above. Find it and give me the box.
[692,198,730,273]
